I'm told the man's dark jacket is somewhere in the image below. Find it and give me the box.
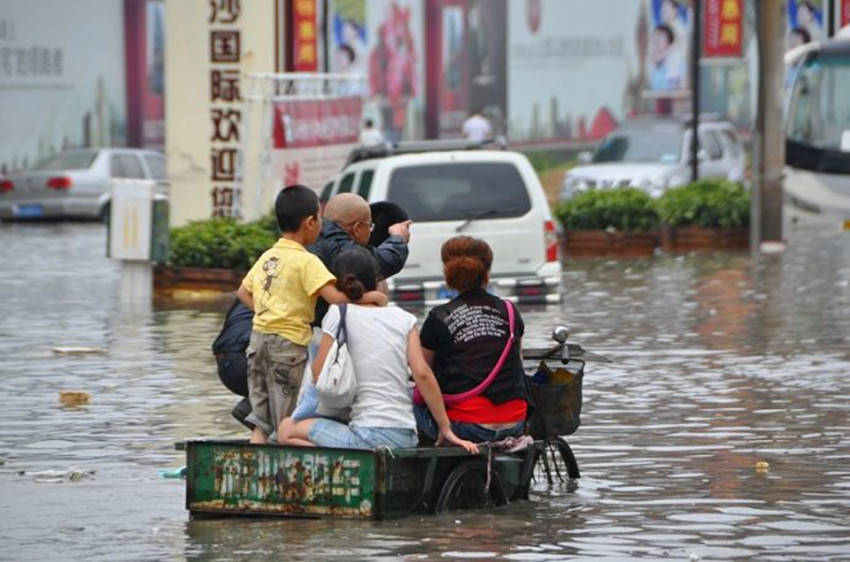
[308,219,409,325]
[308,220,408,280]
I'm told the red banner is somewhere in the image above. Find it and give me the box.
[272,97,362,149]
[841,0,850,28]
[703,0,743,58]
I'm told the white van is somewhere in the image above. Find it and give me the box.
[320,143,562,305]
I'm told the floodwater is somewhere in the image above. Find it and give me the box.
[1,222,849,561]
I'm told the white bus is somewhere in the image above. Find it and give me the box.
[784,31,850,233]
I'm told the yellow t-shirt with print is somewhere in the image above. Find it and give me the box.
[241,238,336,346]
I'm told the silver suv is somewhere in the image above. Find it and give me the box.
[562,117,746,201]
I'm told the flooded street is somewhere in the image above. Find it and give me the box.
[1,222,849,561]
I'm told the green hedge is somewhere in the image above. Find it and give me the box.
[654,179,750,229]
[168,218,278,271]
[555,180,750,231]
[555,187,660,232]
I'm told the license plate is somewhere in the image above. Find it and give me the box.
[14,204,43,217]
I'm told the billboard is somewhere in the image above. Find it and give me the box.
[0,0,127,174]
[327,0,424,140]
[507,0,642,143]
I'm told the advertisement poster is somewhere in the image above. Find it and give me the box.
[647,0,691,92]
[787,0,826,49]
[0,0,127,174]
[508,0,641,143]
[330,0,368,77]
[270,97,362,193]
[364,0,425,141]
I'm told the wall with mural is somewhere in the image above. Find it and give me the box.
[0,0,127,174]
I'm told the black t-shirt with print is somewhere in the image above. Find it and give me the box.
[420,288,527,405]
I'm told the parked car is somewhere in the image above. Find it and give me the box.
[321,140,562,305]
[561,117,746,201]
[0,148,166,221]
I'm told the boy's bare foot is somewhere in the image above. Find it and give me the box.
[249,427,267,444]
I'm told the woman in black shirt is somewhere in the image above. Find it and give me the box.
[415,236,528,443]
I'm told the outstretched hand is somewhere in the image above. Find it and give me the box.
[388,220,413,243]
[436,427,479,454]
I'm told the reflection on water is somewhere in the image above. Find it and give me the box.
[1,222,848,560]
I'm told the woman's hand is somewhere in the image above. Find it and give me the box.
[436,427,479,454]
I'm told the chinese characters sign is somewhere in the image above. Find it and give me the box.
[704,0,743,58]
[208,0,242,217]
[289,0,318,71]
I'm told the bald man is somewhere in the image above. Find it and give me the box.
[308,192,411,323]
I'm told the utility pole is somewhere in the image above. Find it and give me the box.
[690,0,701,182]
[753,0,786,247]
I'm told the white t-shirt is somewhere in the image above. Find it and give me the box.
[462,114,492,142]
[322,304,417,430]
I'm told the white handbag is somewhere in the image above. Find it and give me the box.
[315,304,357,410]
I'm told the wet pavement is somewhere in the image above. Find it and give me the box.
[1,221,849,561]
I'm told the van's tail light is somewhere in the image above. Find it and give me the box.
[0,179,13,193]
[47,176,72,190]
[544,220,559,262]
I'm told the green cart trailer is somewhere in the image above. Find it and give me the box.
[184,333,608,519]
[183,438,572,519]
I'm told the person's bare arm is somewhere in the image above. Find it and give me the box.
[407,329,478,454]
[311,333,335,382]
[236,284,254,311]
[316,282,388,306]
[421,346,436,368]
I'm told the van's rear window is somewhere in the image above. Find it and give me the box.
[386,163,531,222]
[31,150,98,171]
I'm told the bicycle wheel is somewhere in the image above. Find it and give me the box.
[434,459,509,514]
[531,437,580,483]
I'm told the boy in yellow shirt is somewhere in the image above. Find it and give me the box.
[237,185,386,444]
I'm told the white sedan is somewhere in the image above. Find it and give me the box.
[0,148,166,221]
[562,117,746,201]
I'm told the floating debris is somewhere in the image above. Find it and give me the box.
[51,346,105,355]
[29,467,96,483]
[59,391,91,407]
[158,466,187,479]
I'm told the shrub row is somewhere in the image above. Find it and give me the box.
[555,179,750,232]
[168,215,278,271]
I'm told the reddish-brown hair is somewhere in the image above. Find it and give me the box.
[441,236,493,293]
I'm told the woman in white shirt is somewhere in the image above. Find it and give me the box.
[278,247,477,452]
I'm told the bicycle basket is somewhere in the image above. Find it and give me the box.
[527,364,583,438]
